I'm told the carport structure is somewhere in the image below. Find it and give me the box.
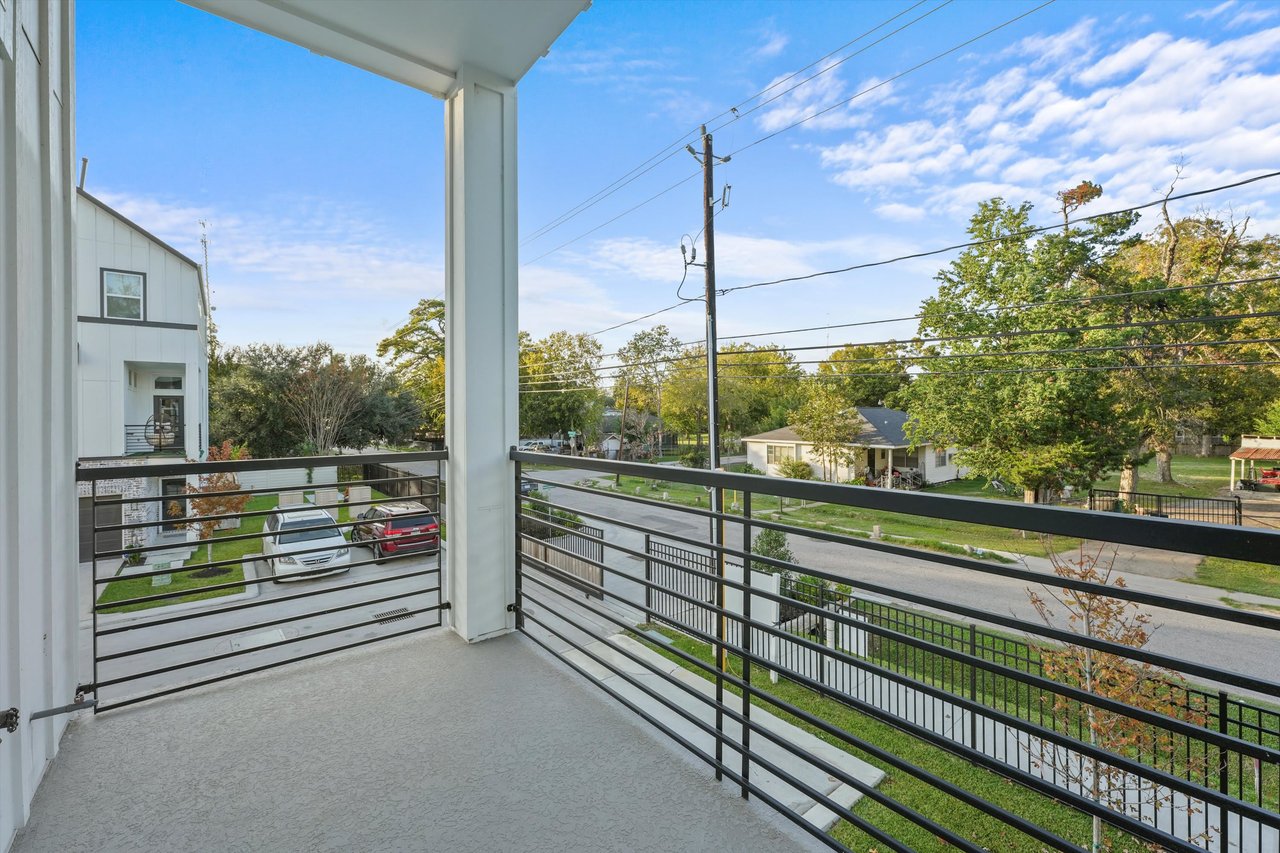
[1230,435,1280,489]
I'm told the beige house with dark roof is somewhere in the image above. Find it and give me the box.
[743,407,966,488]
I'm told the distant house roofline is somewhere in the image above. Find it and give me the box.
[742,405,922,449]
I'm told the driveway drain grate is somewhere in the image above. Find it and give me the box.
[372,607,413,625]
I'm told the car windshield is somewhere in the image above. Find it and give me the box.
[278,517,341,544]
[388,514,435,529]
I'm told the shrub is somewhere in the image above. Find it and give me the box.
[680,448,707,469]
[739,462,763,476]
[752,528,794,568]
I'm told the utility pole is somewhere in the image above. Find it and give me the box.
[690,126,731,774]
[700,126,722,479]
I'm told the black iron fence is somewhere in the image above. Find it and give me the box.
[79,449,448,712]
[1089,489,1243,526]
[512,449,1280,853]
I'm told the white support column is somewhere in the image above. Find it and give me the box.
[444,65,519,642]
[1,0,78,844]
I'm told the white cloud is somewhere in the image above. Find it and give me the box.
[755,61,896,133]
[95,190,443,353]
[875,203,925,222]
[799,16,1280,235]
[753,25,789,59]
[1187,1,1237,21]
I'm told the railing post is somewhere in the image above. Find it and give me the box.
[1218,689,1229,853]
[969,623,978,750]
[90,474,100,709]
[512,455,524,630]
[643,533,652,623]
[714,482,725,783]
[741,490,752,799]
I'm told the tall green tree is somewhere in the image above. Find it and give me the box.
[1105,210,1280,482]
[792,382,858,482]
[900,194,1141,503]
[519,331,604,439]
[210,343,417,457]
[612,325,681,450]
[663,342,805,450]
[817,344,907,407]
[377,297,446,436]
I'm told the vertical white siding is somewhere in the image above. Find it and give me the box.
[1,1,77,847]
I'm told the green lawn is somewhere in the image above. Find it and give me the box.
[1091,454,1231,499]
[637,625,1149,852]
[591,473,1062,559]
[99,489,388,614]
[1188,556,1280,599]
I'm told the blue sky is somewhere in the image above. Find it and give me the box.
[77,0,1280,359]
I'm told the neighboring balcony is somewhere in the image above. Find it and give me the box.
[123,420,185,455]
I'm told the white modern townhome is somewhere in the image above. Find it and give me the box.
[74,187,210,561]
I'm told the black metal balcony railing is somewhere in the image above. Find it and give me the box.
[512,450,1280,853]
[124,421,185,454]
[77,450,447,712]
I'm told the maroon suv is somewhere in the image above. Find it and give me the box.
[351,501,440,562]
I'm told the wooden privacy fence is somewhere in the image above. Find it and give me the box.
[521,523,605,597]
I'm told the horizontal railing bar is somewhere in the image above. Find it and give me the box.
[743,509,1280,633]
[512,450,1280,566]
[522,473,724,523]
[521,504,1280,702]
[522,542,1274,826]
[98,586,441,661]
[93,488,440,534]
[79,449,447,481]
[518,625,855,853]
[519,570,1080,852]
[96,603,445,689]
[626,579,1279,830]
[525,488,1280,633]
[519,601,961,853]
[93,525,438,585]
[94,623,440,713]
[524,539,1280,767]
[86,472,440,510]
[93,510,441,562]
[95,548,438,610]
[519,572,1197,851]
[95,568,440,635]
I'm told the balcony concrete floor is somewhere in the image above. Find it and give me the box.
[14,630,814,853]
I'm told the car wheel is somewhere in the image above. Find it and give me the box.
[374,543,385,564]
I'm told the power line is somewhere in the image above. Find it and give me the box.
[518,335,1280,388]
[519,0,943,248]
[523,0,1020,267]
[571,172,1280,344]
[724,0,1057,160]
[529,273,1280,372]
[517,335,1280,387]
[719,170,1280,295]
[521,171,702,268]
[543,304,1280,380]
[717,275,1280,341]
[517,358,1280,394]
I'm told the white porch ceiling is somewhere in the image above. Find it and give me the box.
[182,0,590,97]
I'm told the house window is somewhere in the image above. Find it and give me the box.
[155,376,183,390]
[102,270,145,320]
[935,448,948,467]
[766,444,795,465]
